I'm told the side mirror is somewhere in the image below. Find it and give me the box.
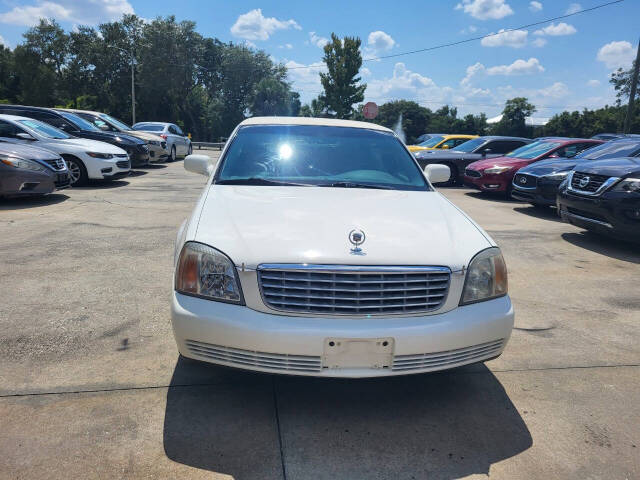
[184,154,213,176]
[16,132,35,141]
[482,148,492,157]
[423,164,451,184]
[441,144,450,150]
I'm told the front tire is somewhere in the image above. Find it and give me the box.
[169,145,177,162]
[63,156,88,186]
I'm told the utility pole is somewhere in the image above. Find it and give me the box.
[623,36,640,134]
[108,45,137,125]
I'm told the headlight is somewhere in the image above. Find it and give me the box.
[484,166,512,174]
[612,178,640,193]
[175,242,244,304]
[0,155,46,172]
[542,171,570,180]
[86,152,114,159]
[460,247,508,305]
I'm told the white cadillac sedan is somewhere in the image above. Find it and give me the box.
[172,117,513,377]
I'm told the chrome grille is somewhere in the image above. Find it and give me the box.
[114,153,128,158]
[392,339,505,371]
[465,169,482,178]
[186,340,322,372]
[43,158,66,171]
[116,160,130,169]
[258,265,450,315]
[571,172,609,193]
[513,173,537,188]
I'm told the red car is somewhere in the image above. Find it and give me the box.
[463,138,603,195]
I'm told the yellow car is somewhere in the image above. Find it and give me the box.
[407,134,478,152]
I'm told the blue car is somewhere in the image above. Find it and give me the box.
[511,138,640,207]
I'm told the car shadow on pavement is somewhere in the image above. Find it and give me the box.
[561,232,640,264]
[513,206,563,223]
[464,191,514,204]
[73,179,130,189]
[163,358,532,480]
[0,193,69,210]
[142,163,168,169]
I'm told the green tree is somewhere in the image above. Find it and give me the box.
[610,62,640,105]
[371,100,432,144]
[299,96,328,117]
[251,77,300,116]
[319,33,366,118]
[494,97,536,137]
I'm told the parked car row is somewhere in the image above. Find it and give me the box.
[416,133,639,241]
[0,104,193,197]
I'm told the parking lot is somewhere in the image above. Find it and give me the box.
[1,153,639,479]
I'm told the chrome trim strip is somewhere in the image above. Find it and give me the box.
[566,212,613,229]
[257,264,452,274]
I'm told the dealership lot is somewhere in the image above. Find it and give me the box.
[1,155,639,479]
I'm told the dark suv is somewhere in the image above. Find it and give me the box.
[0,105,150,167]
[557,158,640,241]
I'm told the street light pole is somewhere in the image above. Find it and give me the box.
[108,45,136,125]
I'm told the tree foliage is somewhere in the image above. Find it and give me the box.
[610,61,640,104]
[319,33,366,119]
[493,97,536,137]
[0,16,300,140]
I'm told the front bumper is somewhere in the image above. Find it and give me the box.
[171,292,514,377]
[557,189,640,240]
[127,147,150,167]
[463,171,514,192]
[0,168,61,196]
[148,144,169,163]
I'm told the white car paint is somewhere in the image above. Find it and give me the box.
[0,114,130,182]
[171,117,514,377]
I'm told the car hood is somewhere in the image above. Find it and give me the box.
[467,156,527,171]
[194,186,492,270]
[519,158,578,175]
[0,142,62,160]
[78,130,143,145]
[124,130,164,142]
[574,157,640,178]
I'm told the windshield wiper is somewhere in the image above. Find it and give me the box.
[216,177,310,186]
[323,181,394,190]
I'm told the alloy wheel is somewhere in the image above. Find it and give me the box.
[67,159,81,185]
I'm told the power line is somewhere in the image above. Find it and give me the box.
[287,0,624,70]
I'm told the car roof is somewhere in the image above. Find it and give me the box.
[440,134,477,139]
[0,105,59,114]
[239,116,393,132]
[135,122,170,126]
[477,136,531,141]
[58,108,100,116]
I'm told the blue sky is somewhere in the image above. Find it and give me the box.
[0,0,638,118]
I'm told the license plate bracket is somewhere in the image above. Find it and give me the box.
[322,337,394,370]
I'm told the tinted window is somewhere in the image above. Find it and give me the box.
[58,111,100,131]
[505,141,563,159]
[453,138,485,152]
[134,124,164,132]
[168,125,178,134]
[100,114,131,131]
[82,115,117,132]
[0,120,22,137]
[418,135,444,147]
[217,125,429,191]
[174,125,184,135]
[18,119,72,139]
[487,140,527,154]
[576,141,640,160]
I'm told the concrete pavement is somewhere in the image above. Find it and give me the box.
[1,156,638,479]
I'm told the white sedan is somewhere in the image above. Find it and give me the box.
[0,114,130,186]
[172,117,513,377]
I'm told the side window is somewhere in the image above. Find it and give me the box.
[440,139,458,148]
[490,141,524,154]
[453,138,467,147]
[575,142,597,155]
[168,125,178,134]
[174,125,184,135]
[0,120,21,138]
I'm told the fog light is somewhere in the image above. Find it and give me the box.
[101,167,113,173]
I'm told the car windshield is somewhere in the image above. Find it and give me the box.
[216,125,430,191]
[417,135,444,147]
[505,141,562,159]
[18,119,72,139]
[453,138,486,153]
[59,111,100,131]
[100,113,131,131]
[575,140,640,160]
[134,124,164,132]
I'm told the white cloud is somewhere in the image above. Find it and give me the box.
[367,30,395,53]
[462,58,544,85]
[278,43,293,50]
[366,62,453,102]
[532,38,547,47]
[481,29,528,48]
[460,25,478,34]
[565,3,582,14]
[230,9,301,41]
[597,40,635,69]
[455,0,513,20]
[487,57,545,75]
[0,34,7,47]
[360,67,372,77]
[308,31,328,48]
[497,82,569,103]
[587,79,601,87]
[285,60,326,99]
[534,22,576,36]
[529,1,542,11]
[0,0,133,26]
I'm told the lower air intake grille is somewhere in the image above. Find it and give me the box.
[116,160,130,169]
[465,169,482,178]
[185,340,322,372]
[258,265,451,315]
[392,339,505,371]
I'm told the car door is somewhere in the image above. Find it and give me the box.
[173,124,187,154]
[167,125,182,153]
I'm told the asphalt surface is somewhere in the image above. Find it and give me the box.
[1,154,639,479]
